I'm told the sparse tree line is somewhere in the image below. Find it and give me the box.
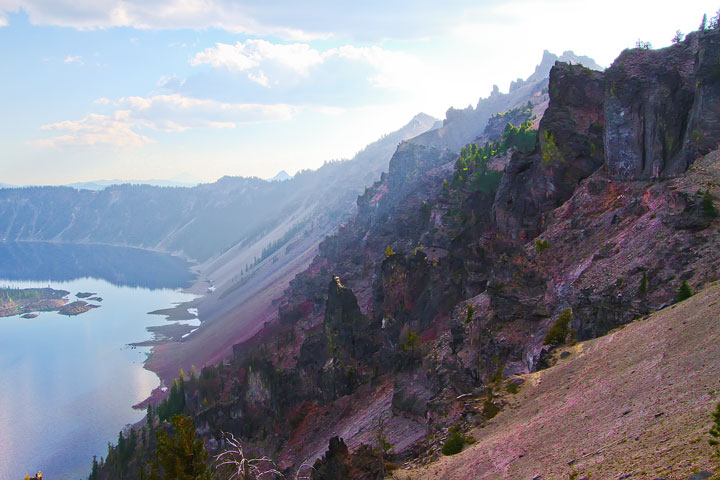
[636,10,720,50]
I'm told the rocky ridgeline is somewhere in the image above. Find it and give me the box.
[97,30,720,479]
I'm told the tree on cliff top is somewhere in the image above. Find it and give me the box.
[710,10,720,29]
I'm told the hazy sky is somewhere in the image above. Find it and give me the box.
[0,0,717,185]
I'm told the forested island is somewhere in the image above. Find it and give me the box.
[0,287,101,317]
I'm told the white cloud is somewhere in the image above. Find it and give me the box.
[1,0,326,40]
[64,55,83,65]
[120,94,295,131]
[248,70,270,87]
[29,112,153,149]
[30,94,297,149]
[191,39,324,75]
[92,97,112,105]
[0,0,480,40]
[329,45,422,89]
[157,75,186,89]
[191,40,424,90]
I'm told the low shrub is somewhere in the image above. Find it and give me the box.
[442,431,465,456]
[534,238,550,252]
[543,308,573,346]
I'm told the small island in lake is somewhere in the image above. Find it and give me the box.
[0,287,101,317]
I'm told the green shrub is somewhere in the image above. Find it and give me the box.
[483,397,500,419]
[702,190,718,218]
[464,304,475,324]
[506,383,520,394]
[675,280,693,303]
[441,431,465,456]
[384,462,399,472]
[709,402,720,454]
[534,238,550,252]
[543,308,573,346]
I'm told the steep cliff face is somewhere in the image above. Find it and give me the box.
[219,34,720,470]
[97,31,720,480]
[493,62,605,241]
[324,276,377,360]
[604,36,697,179]
[604,30,720,180]
[684,30,720,164]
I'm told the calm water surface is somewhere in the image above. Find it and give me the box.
[0,244,197,480]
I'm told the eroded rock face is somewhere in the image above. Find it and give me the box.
[684,30,720,165]
[324,276,376,360]
[493,62,606,241]
[604,30,720,179]
[604,37,697,179]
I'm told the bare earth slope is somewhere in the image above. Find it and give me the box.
[407,283,720,480]
[146,221,328,384]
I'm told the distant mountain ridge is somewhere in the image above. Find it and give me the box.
[0,112,438,262]
[269,170,291,182]
[66,174,202,191]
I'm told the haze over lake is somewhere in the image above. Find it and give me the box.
[0,243,196,479]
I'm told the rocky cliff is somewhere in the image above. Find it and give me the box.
[493,62,605,241]
[97,29,720,480]
[605,30,720,179]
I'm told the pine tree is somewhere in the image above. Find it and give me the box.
[701,13,708,30]
[675,280,693,303]
[143,415,211,480]
[702,190,718,217]
[638,271,648,296]
[89,456,99,480]
[712,10,720,29]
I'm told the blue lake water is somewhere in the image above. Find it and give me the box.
[0,244,197,480]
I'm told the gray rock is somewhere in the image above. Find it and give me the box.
[687,471,713,480]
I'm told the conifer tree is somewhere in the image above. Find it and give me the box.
[143,415,211,480]
[675,280,693,303]
[639,271,648,296]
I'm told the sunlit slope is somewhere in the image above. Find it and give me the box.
[408,283,720,480]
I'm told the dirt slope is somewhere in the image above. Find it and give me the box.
[405,283,720,480]
[145,223,327,384]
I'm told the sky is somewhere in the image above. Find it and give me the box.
[0,0,717,186]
